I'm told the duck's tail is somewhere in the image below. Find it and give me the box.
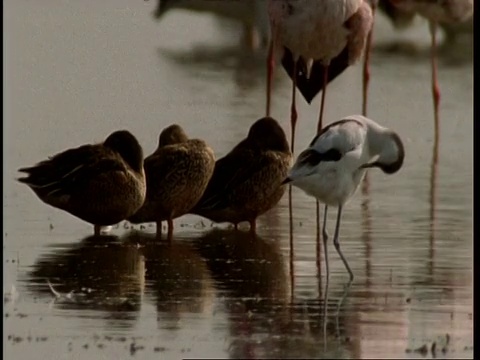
[17,164,57,188]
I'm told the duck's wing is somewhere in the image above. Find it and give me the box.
[193,149,270,212]
[143,144,190,189]
[17,145,126,196]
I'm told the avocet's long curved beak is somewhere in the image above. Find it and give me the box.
[359,162,376,169]
[281,177,292,185]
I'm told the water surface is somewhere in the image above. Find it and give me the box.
[4,1,473,359]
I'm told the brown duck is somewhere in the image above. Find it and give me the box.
[128,124,215,241]
[17,130,146,235]
[190,116,292,232]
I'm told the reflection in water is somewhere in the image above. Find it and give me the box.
[361,176,373,287]
[194,229,288,302]
[151,0,270,50]
[428,137,439,276]
[158,45,280,92]
[26,235,145,328]
[194,229,354,358]
[288,186,296,303]
[5,1,472,357]
[122,231,214,330]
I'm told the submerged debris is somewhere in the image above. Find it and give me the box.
[414,344,428,356]
[130,341,144,356]
[4,284,19,304]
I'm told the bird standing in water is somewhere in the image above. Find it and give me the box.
[266,0,374,150]
[128,124,215,241]
[388,0,473,145]
[191,117,292,232]
[17,130,147,235]
[283,115,405,284]
[266,0,374,267]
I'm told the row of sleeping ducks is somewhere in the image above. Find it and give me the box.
[17,115,405,240]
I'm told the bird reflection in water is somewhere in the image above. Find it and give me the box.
[158,44,280,93]
[150,0,270,50]
[194,229,354,358]
[122,231,215,330]
[428,133,439,276]
[26,235,145,328]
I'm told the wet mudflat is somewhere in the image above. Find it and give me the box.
[4,0,472,358]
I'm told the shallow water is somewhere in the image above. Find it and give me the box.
[4,1,473,359]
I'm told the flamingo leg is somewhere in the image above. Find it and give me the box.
[429,20,441,145]
[266,38,275,117]
[317,65,329,133]
[288,61,298,298]
[290,60,298,153]
[362,1,376,117]
[316,66,329,259]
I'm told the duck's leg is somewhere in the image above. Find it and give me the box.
[243,23,259,50]
[332,205,354,283]
[249,219,257,235]
[167,218,173,243]
[156,220,162,241]
[429,20,441,145]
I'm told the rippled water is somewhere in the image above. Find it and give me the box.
[4,0,473,359]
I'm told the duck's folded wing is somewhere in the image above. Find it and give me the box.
[18,146,125,196]
[18,145,99,185]
[143,145,190,187]
[193,149,269,212]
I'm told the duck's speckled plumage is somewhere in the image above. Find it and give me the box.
[17,130,146,234]
[128,124,215,239]
[191,117,292,229]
